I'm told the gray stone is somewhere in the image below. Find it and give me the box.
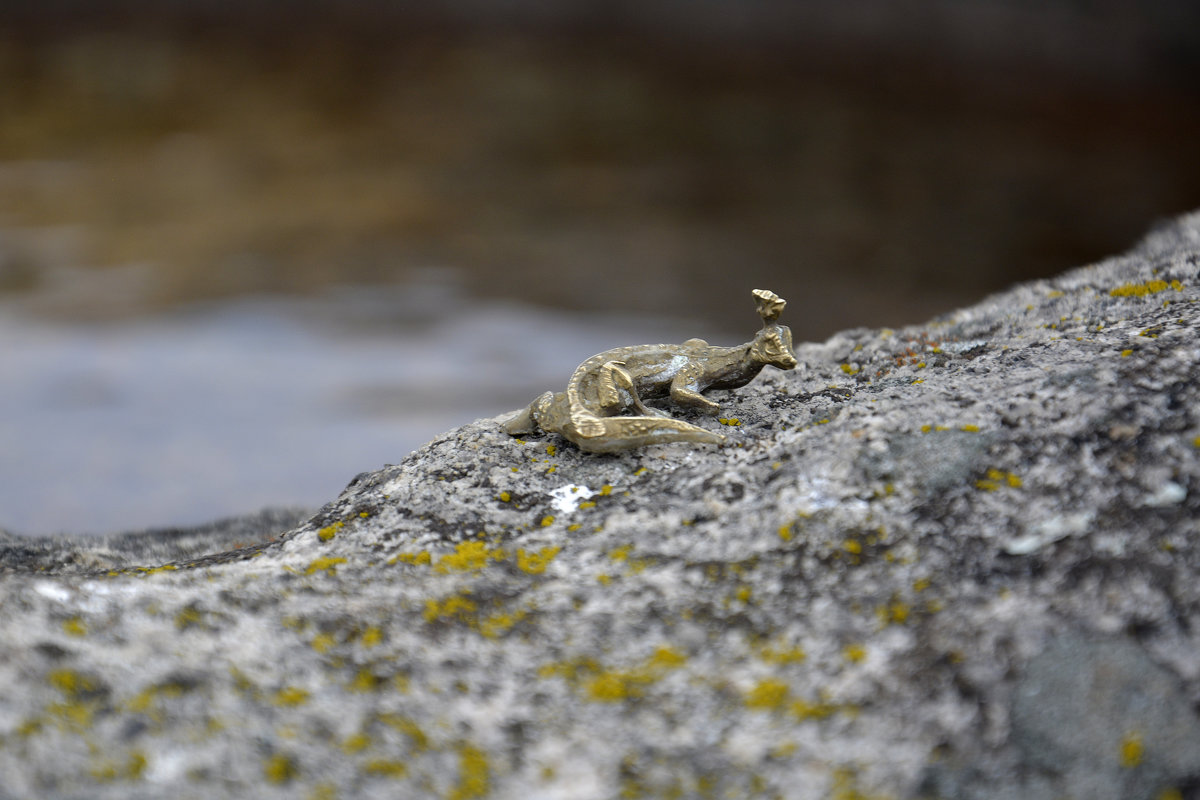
[1011,635,1200,800]
[3,211,1200,799]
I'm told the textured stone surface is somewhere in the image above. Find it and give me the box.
[3,212,1200,799]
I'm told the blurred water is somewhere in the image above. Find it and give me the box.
[0,283,711,536]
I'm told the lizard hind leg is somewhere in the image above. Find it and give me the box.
[597,360,659,417]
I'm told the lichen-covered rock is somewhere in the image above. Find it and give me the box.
[3,212,1200,799]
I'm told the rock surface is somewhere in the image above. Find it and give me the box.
[3,212,1200,799]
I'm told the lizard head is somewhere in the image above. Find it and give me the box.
[750,323,797,370]
[750,289,797,370]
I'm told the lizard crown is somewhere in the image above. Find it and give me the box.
[752,289,786,324]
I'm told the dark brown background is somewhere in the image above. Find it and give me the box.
[2,0,1198,339]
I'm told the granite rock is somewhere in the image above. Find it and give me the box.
[2,212,1200,799]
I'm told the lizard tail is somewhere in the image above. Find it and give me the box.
[564,414,726,454]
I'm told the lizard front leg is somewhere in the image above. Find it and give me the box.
[669,367,720,415]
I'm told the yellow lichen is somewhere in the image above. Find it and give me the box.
[479,609,529,639]
[976,468,1022,491]
[45,700,97,730]
[62,617,87,637]
[578,501,596,510]
[960,424,980,432]
[49,670,99,698]
[1121,349,1133,357]
[1110,279,1183,297]
[790,697,839,721]
[540,515,555,527]
[544,649,685,703]
[745,679,790,710]
[364,760,408,777]
[1119,731,1144,768]
[318,521,344,542]
[498,491,512,502]
[349,669,382,692]
[830,766,885,800]
[90,752,147,782]
[760,644,807,665]
[436,541,502,573]
[175,607,204,630]
[311,633,337,654]
[378,714,428,750]
[778,524,793,542]
[647,646,687,670]
[310,782,338,800]
[718,417,742,426]
[599,484,613,495]
[843,644,867,663]
[389,551,432,566]
[305,557,347,576]
[449,744,490,800]
[360,626,383,648]
[272,687,310,707]
[342,733,371,753]
[875,600,911,626]
[843,539,862,555]
[264,754,298,784]
[134,564,179,575]
[586,672,640,702]
[517,546,561,575]
[423,595,478,623]
[840,364,860,375]
[610,545,632,562]
[546,444,557,457]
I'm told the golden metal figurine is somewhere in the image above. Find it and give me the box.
[502,289,797,453]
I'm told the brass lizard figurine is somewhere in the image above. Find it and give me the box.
[502,289,797,453]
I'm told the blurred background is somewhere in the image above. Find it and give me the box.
[2,0,1199,535]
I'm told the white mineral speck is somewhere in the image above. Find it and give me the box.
[548,484,595,513]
